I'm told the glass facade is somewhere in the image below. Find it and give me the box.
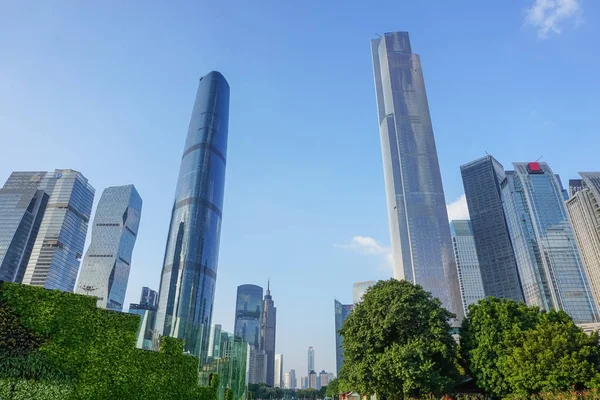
[261,283,276,386]
[334,300,353,374]
[501,162,597,323]
[566,172,600,312]
[307,346,314,376]
[371,32,462,320]
[274,353,283,388]
[234,284,264,349]
[139,286,159,310]
[22,170,95,292]
[450,220,485,315]
[352,280,375,304]
[156,71,230,360]
[0,172,49,283]
[460,156,524,302]
[76,185,142,311]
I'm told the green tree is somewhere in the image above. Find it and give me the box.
[325,379,338,399]
[339,279,459,399]
[318,385,327,398]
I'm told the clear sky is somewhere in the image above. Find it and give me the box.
[1,0,599,378]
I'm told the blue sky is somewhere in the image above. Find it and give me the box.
[1,0,599,377]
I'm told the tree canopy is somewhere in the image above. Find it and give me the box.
[339,279,460,399]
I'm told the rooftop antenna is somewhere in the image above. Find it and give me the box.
[375,33,381,37]
[485,150,489,155]
[536,155,544,162]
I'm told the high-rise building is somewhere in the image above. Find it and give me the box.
[207,323,222,358]
[261,281,277,386]
[566,172,600,311]
[352,281,375,304]
[247,345,267,384]
[283,372,291,389]
[234,284,264,348]
[156,71,230,359]
[327,372,335,383]
[76,185,142,311]
[460,155,524,302]
[449,220,485,315]
[371,31,462,319]
[140,286,159,310]
[502,162,597,323]
[274,353,283,388]
[289,369,297,390]
[334,300,353,374]
[307,346,314,376]
[309,370,317,390]
[22,170,94,292]
[0,172,50,283]
[301,376,308,390]
[318,370,328,389]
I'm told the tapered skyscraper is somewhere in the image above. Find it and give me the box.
[261,282,277,386]
[156,71,230,359]
[371,32,462,319]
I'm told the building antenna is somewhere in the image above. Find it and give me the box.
[536,154,544,162]
[485,150,489,155]
[375,33,381,37]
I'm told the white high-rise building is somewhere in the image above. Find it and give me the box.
[274,353,283,388]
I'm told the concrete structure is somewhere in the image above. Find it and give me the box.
[319,370,328,389]
[274,353,283,388]
[309,370,317,389]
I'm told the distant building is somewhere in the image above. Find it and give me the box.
[566,172,600,312]
[139,286,158,310]
[327,372,335,383]
[274,354,283,388]
[309,370,317,389]
[334,300,353,374]
[234,284,264,348]
[283,371,291,389]
[248,346,267,384]
[261,282,277,386]
[76,185,142,311]
[301,376,308,390]
[307,346,314,376]
[318,370,328,389]
[207,324,222,358]
[289,369,297,390]
[450,220,485,315]
[352,281,375,304]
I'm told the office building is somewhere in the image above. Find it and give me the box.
[460,155,524,302]
[0,172,50,283]
[156,71,230,359]
[207,324,222,358]
[334,300,353,374]
[371,32,462,319]
[261,281,277,386]
[76,185,142,311]
[450,220,485,315]
[309,370,317,390]
[502,162,597,322]
[234,284,264,348]
[22,170,94,292]
[566,172,600,310]
[327,372,335,383]
[301,376,308,390]
[284,372,291,389]
[307,346,314,376]
[352,281,375,304]
[319,370,328,389]
[139,286,159,310]
[274,353,283,388]
[248,346,267,384]
[289,369,297,390]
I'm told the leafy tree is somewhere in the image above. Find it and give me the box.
[325,379,338,398]
[339,279,460,399]
[318,385,327,398]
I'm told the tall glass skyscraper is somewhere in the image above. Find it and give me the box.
[76,185,142,311]
[261,282,277,386]
[460,156,524,302]
[22,170,94,292]
[334,300,353,374]
[156,71,230,358]
[307,346,314,376]
[371,31,462,319]
[0,172,49,283]
[566,172,600,311]
[449,220,485,315]
[234,284,264,348]
[502,162,597,323]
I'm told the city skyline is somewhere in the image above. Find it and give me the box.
[2,0,599,375]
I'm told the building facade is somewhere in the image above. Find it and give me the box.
[140,286,159,310]
[334,300,354,374]
[0,172,50,283]
[309,370,317,390]
[352,281,375,304]
[371,31,462,319]
[274,353,283,388]
[449,220,485,315]
[22,170,94,292]
[156,71,230,359]
[502,162,597,322]
[234,284,264,348]
[460,155,524,301]
[566,172,600,311]
[261,282,277,386]
[76,185,142,311]
[307,346,314,376]
[319,370,328,389]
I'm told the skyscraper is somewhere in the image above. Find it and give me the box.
[284,372,291,389]
[234,284,264,348]
[334,300,354,374]
[155,71,230,358]
[319,370,328,389]
[352,281,375,304]
[0,172,49,283]
[449,220,485,315]
[566,172,600,311]
[307,346,314,376]
[371,32,462,319]
[22,170,95,292]
[139,286,159,310]
[207,323,222,358]
[309,370,317,389]
[274,353,283,388]
[502,162,597,323]
[289,369,297,390]
[261,281,277,386]
[76,185,142,311]
[460,155,524,302]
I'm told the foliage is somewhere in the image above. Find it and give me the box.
[296,388,319,399]
[225,388,233,400]
[325,378,338,398]
[318,385,327,398]
[461,297,600,397]
[0,282,217,400]
[339,279,460,399]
